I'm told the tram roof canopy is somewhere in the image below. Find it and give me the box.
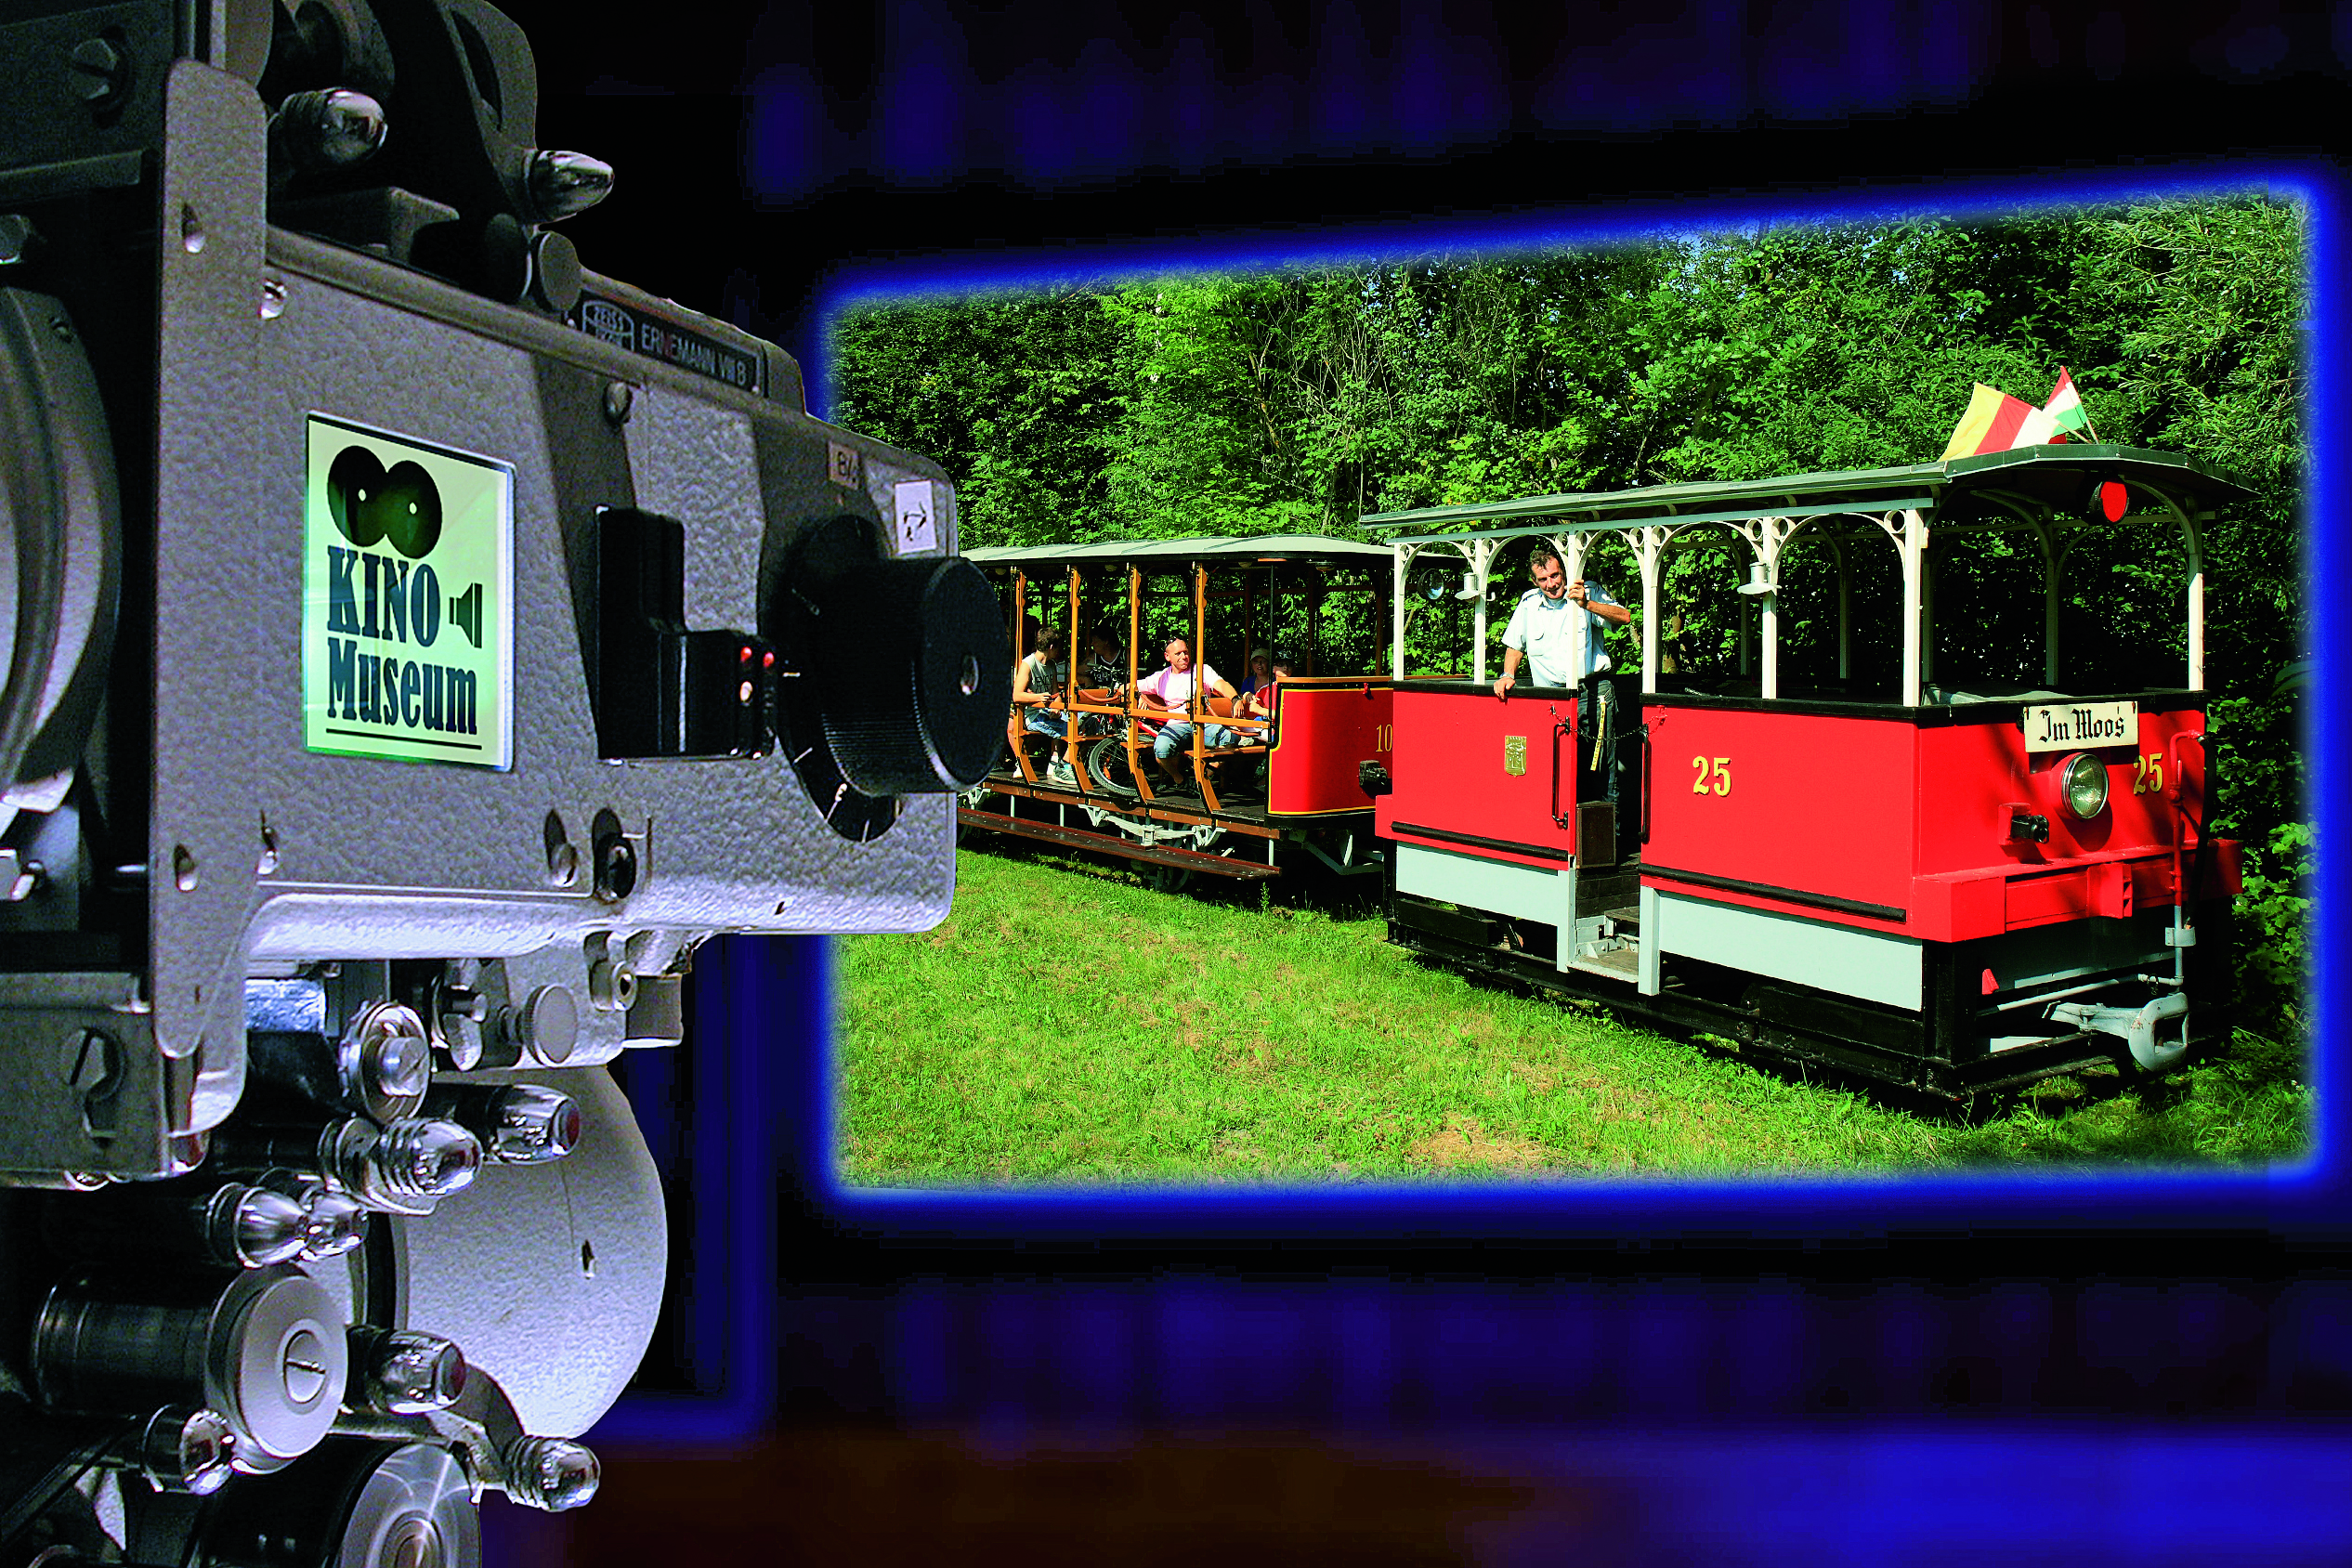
[1357,445,2254,542]
[963,532,1393,568]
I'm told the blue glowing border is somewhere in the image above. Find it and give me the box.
[807,164,2342,1235]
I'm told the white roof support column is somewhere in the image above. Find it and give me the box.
[1755,516,1796,703]
[1919,530,1937,686]
[1888,509,1928,707]
[1391,542,1414,680]
[1467,536,1498,684]
[2144,483,2207,691]
[2189,536,2205,690]
[1560,531,1588,686]
[1628,525,1668,695]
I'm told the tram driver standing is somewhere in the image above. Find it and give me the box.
[1492,545,1633,804]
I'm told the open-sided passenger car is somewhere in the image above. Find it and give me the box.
[960,534,1396,891]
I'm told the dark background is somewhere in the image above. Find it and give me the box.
[476,3,2347,1559]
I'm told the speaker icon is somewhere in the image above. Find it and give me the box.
[449,582,484,649]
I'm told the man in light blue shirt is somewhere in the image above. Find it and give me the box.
[1492,545,1633,804]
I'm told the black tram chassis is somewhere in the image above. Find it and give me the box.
[959,777,1379,883]
[1386,888,2238,1102]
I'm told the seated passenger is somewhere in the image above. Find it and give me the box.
[1237,647,1275,697]
[1240,658,1293,738]
[1136,635,1238,792]
[1083,623,1128,697]
[1012,626,1079,786]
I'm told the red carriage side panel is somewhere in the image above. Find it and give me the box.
[1377,684,1578,865]
[1263,679,1394,817]
[1641,698,2243,946]
[1641,704,1917,916]
[1910,704,2241,936]
[1912,706,2209,873]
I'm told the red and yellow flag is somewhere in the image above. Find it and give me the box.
[1940,384,2036,461]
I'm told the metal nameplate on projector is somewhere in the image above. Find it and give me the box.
[2022,699,2136,752]
[576,292,763,396]
[301,414,516,769]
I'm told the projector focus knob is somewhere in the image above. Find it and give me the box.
[816,560,1006,794]
[787,516,1009,797]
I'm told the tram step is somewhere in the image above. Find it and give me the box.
[1603,905,1641,937]
[1572,947,1640,982]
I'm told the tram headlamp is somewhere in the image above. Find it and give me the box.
[2059,752,2110,819]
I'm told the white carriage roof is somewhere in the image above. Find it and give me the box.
[963,532,1393,567]
[1357,445,2254,542]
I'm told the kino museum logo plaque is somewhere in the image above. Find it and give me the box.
[301,413,516,769]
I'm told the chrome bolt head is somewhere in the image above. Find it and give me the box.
[204,1183,309,1269]
[360,1329,468,1414]
[523,150,614,222]
[505,1436,600,1511]
[137,1405,236,1495]
[485,1085,584,1163]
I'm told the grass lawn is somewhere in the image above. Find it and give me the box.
[835,846,2314,1185]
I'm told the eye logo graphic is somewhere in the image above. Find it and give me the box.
[327,446,443,558]
[305,417,513,770]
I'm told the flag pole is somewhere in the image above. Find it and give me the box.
[2061,365,2102,444]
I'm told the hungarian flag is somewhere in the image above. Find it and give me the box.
[2011,367,2093,448]
[1940,384,2036,460]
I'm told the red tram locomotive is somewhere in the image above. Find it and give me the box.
[1364,446,2247,1098]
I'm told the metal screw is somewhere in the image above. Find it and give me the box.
[0,848,41,901]
[259,276,287,320]
[546,839,579,888]
[435,982,488,1072]
[352,1327,467,1414]
[353,1004,432,1103]
[173,843,198,891]
[281,1326,330,1405]
[136,1405,236,1495]
[586,960,634,1013]
[523,149,615,223]
[0,213,35,265]
[203,1183,308,1268]
[592,834,636,902]
[179,203,204,255]
[271,87,386,170]
[602,380,634,425]
[504,1436,600,1511]
[256,818,281,873]
[68,36,125,104]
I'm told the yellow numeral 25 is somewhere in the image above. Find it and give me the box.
[1691,755,1732,796]
[2131,752,2166,795]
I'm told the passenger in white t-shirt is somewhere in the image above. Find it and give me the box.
[1135,635,1238,792]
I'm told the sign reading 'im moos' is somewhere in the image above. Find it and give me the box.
[302,414,514,768]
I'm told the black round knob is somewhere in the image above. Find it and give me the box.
[812,546,1009,793]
